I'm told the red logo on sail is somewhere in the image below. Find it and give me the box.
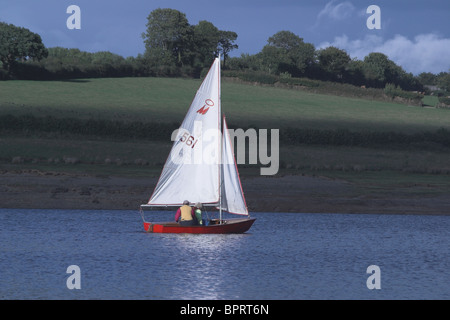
[197,99,214,115]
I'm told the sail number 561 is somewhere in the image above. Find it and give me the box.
[180,132,198,148]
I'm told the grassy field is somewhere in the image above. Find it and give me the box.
[1,77,450,197]
[1,77,450,132]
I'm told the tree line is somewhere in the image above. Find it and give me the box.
[1,8,450,98]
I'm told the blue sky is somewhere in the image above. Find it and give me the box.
[1,0,449,74]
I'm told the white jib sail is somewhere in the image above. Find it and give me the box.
[147,58,221,206]
[219,117,249,215]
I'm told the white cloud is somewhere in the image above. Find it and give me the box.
[319,33,450,74]
[317,0,356,21]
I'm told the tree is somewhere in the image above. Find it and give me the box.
[218,31,238,68]
[227,53,262,71]
[362,52,423,90]
[192,20,220,69]
[417,72,437,86]
[0,22,48,74]
[260,31,315,76]
[142,8,192,67]
[142,9,239,76]
[362,52,404,88]
[437,71,450,92]
[345,58,365,86]
[260,45,290,74]
[317,46,351,81]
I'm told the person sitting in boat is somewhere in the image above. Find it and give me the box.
[194,202,205,225]
[175,200,197,226]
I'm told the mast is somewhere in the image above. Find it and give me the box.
[218,54,223,224]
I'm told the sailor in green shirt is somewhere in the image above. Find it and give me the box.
[194,202,204,225]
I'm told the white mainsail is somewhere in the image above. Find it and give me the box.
[146,57,248,216]
[147,58,221,206]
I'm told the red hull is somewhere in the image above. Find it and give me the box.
[143,218,255,234]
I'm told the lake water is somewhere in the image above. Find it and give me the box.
[0,208,448,300]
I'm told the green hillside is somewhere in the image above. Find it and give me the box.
[1,77,450,196]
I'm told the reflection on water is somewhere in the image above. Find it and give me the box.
[0,209,449,299]
[159,232,251,300]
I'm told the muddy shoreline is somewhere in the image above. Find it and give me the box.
[1,170,449,215]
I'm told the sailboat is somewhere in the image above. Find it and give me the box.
[140,57,255,234]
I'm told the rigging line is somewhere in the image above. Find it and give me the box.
[139,207,146,223]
